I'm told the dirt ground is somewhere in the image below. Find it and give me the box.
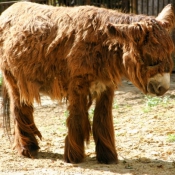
[0,75,175,175]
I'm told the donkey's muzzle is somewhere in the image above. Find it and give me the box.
[147,73,170,96]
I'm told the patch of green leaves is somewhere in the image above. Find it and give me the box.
[89,108,94,122]
[167,134,175,142]
[145,96,169,107]
[113,100,119,109]
[64,110,69,118]
[142,95,170,113]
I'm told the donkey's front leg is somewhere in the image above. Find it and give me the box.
[64,77,91,163]
[93,86,118,164]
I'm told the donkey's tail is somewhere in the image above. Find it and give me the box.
[1,77,11,142]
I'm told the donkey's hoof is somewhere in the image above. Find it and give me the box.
[17,144,40,158]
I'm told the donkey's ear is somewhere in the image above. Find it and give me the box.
[106,23,144,44]
[156,4,175,31]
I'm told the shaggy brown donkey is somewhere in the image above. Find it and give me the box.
[0,2,174,164]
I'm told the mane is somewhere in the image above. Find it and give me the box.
[108,13,155,24]
[76,6,156,25]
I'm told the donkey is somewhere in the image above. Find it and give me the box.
[0,2,174,164]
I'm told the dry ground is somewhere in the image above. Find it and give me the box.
[0,75,175,175]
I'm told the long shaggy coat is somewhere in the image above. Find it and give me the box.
[0,2,174,164]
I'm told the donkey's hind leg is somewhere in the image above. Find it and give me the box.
[93,86,118,164]
[3,70,42,158]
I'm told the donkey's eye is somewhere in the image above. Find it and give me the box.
[144,54,159,67]
[148,61,159,67]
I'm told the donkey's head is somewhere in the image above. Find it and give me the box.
[107,4,175,96]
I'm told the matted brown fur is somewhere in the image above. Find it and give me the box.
[0,2,174,164]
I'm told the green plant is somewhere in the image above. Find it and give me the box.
[142,107,151,113]
[88,108,94,123]
[142,95,170,113]
[144,95,170,107]
[145,96,162,107]
[64,110,69,118]
[167,134,175,142]
[113,100,119,109]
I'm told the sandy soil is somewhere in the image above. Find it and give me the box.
[0,75,175,175]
